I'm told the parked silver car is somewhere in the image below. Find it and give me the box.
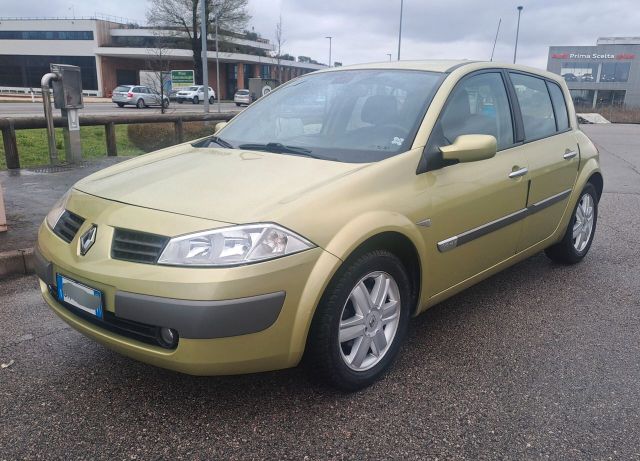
[234,89,252,106]
[112,85,170,109]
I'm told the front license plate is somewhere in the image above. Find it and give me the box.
[56,274,104,319]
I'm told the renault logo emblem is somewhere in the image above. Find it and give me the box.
[79,225,97,256]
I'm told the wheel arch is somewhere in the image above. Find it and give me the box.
[338,231,422,317]
[588,171,604,201]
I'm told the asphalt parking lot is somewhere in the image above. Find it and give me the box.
[1,124,639,460]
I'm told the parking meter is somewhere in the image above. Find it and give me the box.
[50,64,83,163]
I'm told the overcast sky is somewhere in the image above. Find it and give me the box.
[4,0,640,68]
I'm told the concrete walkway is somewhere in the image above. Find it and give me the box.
[0,158,129,275]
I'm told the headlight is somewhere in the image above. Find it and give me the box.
[157,223,315,267]
[45,190,71,230]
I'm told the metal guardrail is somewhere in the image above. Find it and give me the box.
[0,112,236,169]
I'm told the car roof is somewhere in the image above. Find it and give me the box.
[314,60,563,83]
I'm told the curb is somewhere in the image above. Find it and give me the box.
[0,247,35,279]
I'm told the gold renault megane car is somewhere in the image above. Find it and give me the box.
[36,61,602,390]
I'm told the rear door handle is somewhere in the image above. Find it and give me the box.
[509,167,528,179]
[563,150,578,160]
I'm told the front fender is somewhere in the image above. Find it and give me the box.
[286,211,427,364]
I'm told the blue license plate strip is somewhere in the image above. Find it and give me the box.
[56,273,104,319]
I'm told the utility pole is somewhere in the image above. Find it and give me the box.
[387,53,392,61]
[215,9,221,112]
[325,36,332,67]
[513,6,523,64]
[200,0,209,112]
[397,0,403,60]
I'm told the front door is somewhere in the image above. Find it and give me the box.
[418,71,530,296]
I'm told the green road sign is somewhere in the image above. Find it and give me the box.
[171,70,195,88]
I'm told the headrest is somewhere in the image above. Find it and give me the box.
[361,95,398,125]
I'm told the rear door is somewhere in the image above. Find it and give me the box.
[507,73,580,251]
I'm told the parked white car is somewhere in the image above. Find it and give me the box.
[175,86,216,104]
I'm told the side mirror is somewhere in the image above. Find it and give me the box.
[214,122,228,134]
[439,134,497,163]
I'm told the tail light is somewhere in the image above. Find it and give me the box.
[127,92,133,98]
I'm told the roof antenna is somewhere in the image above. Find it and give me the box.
[490,18,502,61]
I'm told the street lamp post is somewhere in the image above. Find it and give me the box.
[200,0,209,113]
[513,6,523,64]
[397,0,404,60]
[325,36,332,67]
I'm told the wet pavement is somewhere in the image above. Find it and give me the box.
[0,124,639,459]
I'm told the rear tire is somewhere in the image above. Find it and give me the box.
[116,102,124,107]
[306,250,411,391]
[177,99,183,104]
[235,103,241,106]
[545,183,598,264]
[162,99,169,109]
[192,96,199,104]
[136,99,145,109]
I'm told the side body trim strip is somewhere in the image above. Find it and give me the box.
[437,189,572,252]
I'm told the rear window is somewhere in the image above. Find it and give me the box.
[237,90,250,94]
[114,86,132,92]
[510,73,556,140]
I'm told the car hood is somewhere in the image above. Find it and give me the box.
[74,144,367,224]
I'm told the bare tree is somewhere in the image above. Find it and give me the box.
[274,14,286,84]
[147,0,250,85]
[144,32,174,114]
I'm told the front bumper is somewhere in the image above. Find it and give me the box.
[35,193,342,375]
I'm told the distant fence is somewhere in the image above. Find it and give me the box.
[0,112,236,169]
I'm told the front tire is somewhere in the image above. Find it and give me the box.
[192,96,199,104]
[545,183,598,264]
[209,96,215,104]
[306,250,411,391]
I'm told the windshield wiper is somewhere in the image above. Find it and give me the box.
[238,142,323,159]
[192,136,234,149]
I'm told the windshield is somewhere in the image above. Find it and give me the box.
[218,69,443,163]
[237,90,250,94]
[185,86,199,91]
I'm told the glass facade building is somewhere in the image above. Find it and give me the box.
[547,37,640,109]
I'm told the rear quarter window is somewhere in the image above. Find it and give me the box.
[510,73,557,140]
[547,82,570,131]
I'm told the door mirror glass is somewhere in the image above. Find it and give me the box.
[439,134,497,163]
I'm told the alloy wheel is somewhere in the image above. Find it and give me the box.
[338,271,401,371]
[573,192,595,252]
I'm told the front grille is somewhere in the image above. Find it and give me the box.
[111,228,169,264]
[53,210,85,243]
[48,285,177,349]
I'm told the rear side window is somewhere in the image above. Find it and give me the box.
[509,73,556,140]
[547,82,569,131]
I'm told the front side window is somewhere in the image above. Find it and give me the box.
[436,72,514,151]
[217,69,443,163]
[510,73,556,140]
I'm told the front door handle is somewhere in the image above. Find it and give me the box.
[509,167,528,179]
[563,150,578,160]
